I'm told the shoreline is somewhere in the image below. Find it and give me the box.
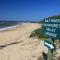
[0,25,17,31]
[0,23,41,45]
[0,23,48,60]
[0,23,22,31]
[0,22,34,31]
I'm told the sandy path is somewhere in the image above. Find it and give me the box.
[0,23,48,60]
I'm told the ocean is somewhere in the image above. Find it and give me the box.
[0,21,19,28]
[0,21,37,31]
[0,21,20,31]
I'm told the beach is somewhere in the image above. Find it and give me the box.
[0,23,48,60]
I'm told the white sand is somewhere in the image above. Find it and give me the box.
[0,23,48,60]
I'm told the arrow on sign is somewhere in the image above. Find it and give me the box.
[45,42,54,49]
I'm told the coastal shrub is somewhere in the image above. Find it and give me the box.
[30,28,47,40]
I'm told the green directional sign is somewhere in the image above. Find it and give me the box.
[43,18,60,39]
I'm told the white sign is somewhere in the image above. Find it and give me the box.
[45,42,54,49]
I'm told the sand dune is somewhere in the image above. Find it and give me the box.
[0,23,48,60]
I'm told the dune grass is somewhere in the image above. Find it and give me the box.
[30,27,48,40]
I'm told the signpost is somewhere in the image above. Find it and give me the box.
[44,38,56,60]
[43,18,60,60]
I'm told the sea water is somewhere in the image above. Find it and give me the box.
[0,21,20,31]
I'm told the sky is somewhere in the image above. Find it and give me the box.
[0,0,60,21]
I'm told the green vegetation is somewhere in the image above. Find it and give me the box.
[30,26,48,39]
[48,14,60,19]
[39,14,60,23]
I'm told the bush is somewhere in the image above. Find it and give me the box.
[30,28,47,40]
